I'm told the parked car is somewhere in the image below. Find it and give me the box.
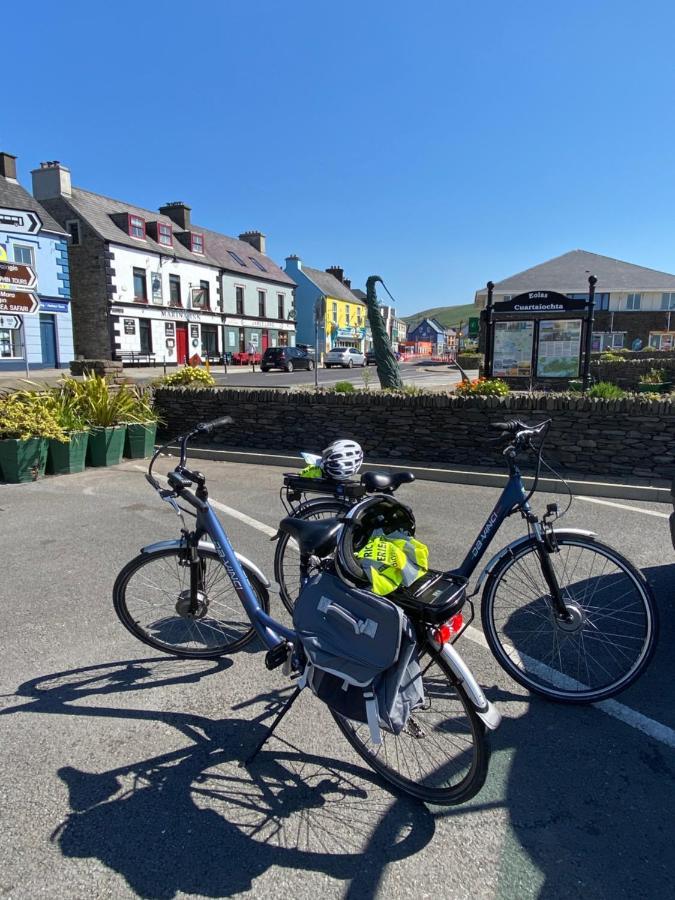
[296,343,316,359]
[671,475,675,550]
[365,349,402,365]
[261,346,314,373]
[324,347,366,368]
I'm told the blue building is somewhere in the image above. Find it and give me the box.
[0,152,73,370]
[406,316,455,355]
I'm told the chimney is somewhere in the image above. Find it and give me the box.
[0,152,17,180]
[343,278,351,289]
[239,230,266,255]
[326,266,344,284]
[285,254,302,274]
[31,160,72,199]
[159,201,191,231]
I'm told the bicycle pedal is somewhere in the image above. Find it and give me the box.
[265,642,289,671]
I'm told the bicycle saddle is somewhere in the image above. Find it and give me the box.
[362,470,415,493]
[278,517,342,556]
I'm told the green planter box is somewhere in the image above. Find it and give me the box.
[47,431,90,475]
[637,382,672,393]
[124,422,157,459]
[0,437,48,483]
[87,426,127,467]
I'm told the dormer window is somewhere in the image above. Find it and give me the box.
[190,232,204,254]
[129,215,146,239]
[158,223,173,246]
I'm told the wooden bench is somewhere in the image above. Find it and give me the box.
[118,351,157,367]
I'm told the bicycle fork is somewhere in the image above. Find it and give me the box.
[532,524,573,623]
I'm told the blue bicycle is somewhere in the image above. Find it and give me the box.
[274,419,659,705]
[113,417,501,805]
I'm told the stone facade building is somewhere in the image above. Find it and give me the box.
[32,161,295,363]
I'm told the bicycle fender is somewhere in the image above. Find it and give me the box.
[429,630,502,731]
[474,528,597,594]
[139,539,271,588]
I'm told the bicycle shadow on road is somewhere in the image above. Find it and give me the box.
[3,658,435,900]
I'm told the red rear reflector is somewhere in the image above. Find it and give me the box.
[434,614,464,645]
[450,613,464,633]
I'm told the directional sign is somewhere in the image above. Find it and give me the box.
[0,262,36,289]
[0,207,42,235]
[0,315,20,329]
[0,289,39,315]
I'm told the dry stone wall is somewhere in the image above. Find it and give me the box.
[155,388,675,480]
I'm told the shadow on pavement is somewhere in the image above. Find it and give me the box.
[3,658,435,900]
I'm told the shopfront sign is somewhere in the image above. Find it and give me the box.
[150,272,163,305]
[124,319,136,335]
[0,262,37,290]
[109,303,221,324]
[225,315,295,331]
[40,299,69,313]
[0,207,42,235]
[0,289,39,314]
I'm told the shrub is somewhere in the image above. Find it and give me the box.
[161,366,216,387]
[639,367,667,384]
[333,381,356,393]
[599,351,625,362]
[59,375,140,427]
[0,393,67,441]
[587,382,626,399]
[456,353,483,371]
[455,377,510,397]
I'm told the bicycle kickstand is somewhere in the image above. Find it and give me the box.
[240,686,302,768]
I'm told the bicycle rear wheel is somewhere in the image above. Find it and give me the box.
[481,535,658,703]
[114,547,269,658]
[275,498,348,614]
[333,647,488,805]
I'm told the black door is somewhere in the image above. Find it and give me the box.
[139,320,152,355]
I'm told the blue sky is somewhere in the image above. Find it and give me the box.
[5,0,675,315]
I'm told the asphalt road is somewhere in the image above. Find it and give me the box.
[1,460,674,899]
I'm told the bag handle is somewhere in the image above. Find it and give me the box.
[317,596,378,637]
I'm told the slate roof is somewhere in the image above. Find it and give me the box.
[352,288,367,301]
[63,187,294,285]
[475,250,675,295]
[0,175,67,236]
[410,317,445,334]
[301,266,363,303]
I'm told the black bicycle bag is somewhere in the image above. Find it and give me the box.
[293,572,424,743]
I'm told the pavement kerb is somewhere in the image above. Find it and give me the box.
[163,444,672,505]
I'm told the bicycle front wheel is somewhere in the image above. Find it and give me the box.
[275,498,349,614]
[481,535,658,703]
[333,648,489,805]
[114,547,270,658]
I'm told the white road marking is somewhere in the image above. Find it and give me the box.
[129,464,675,750]
[576,495,670,519]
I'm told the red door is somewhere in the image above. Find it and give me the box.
[176,324,188,364]
[262,330,269,351]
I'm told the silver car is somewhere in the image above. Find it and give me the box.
[324,347,366,368]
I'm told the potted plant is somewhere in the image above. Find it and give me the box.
[124,387,160,459]
[638,368,672,393]
[0,391,67,483]
[62,375,137,467]
[45,386,90,475]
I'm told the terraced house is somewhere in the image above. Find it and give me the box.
[284,257,371,356]
[32,161,295,364]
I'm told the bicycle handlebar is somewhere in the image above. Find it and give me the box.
[193,416,234,437]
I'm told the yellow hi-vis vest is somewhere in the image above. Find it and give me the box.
[299,464,323,478]
[356,533,429,596]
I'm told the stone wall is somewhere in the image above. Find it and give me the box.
[155,388,675,480]
[591,358,675,388]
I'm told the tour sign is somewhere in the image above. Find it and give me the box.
[493,291,587,314]
[0,315,20,329]
[0,207,42,235]
[0,289,39,315]
[0,262,37,290]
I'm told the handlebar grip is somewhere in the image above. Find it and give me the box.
[194,416,234,436]
[489,421,521,434]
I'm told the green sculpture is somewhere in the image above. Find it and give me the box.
[365,275,403,390]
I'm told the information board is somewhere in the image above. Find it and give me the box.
[536,319,582,377]
[492,321,534,377]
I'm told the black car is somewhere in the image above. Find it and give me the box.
[261,346,314,373]
[671,475,675,550]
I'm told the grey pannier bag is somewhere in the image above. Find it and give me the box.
[293,572,424,744]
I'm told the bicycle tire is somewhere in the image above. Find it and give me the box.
[332,647,489,804]
[275,497,349,615]
[114,547,270,658]
[481,535,658,703]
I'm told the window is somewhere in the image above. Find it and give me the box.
[258,290,266,317]
[626,293,641,310]
[567,292,610,310]
[66,220,81,245]
[190,233,204,254]
[278,294,284,319]
[228,250,246,266]
[332,301,338,322]
[236,285,244,315]
[192,280,210,309]
[169,274,181,307]
[592,332,625,351]
[661,293,675,310]
[13,244,34,266]
[345,306,350,325]
[133,267,147,302]
[129,215,146,239]
[158,223,173,246]
[250,257,266,271]
[0,326,22,358]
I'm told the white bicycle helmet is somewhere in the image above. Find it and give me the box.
[321,439,364,481]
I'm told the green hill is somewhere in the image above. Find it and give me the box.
[403,303,478,330]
